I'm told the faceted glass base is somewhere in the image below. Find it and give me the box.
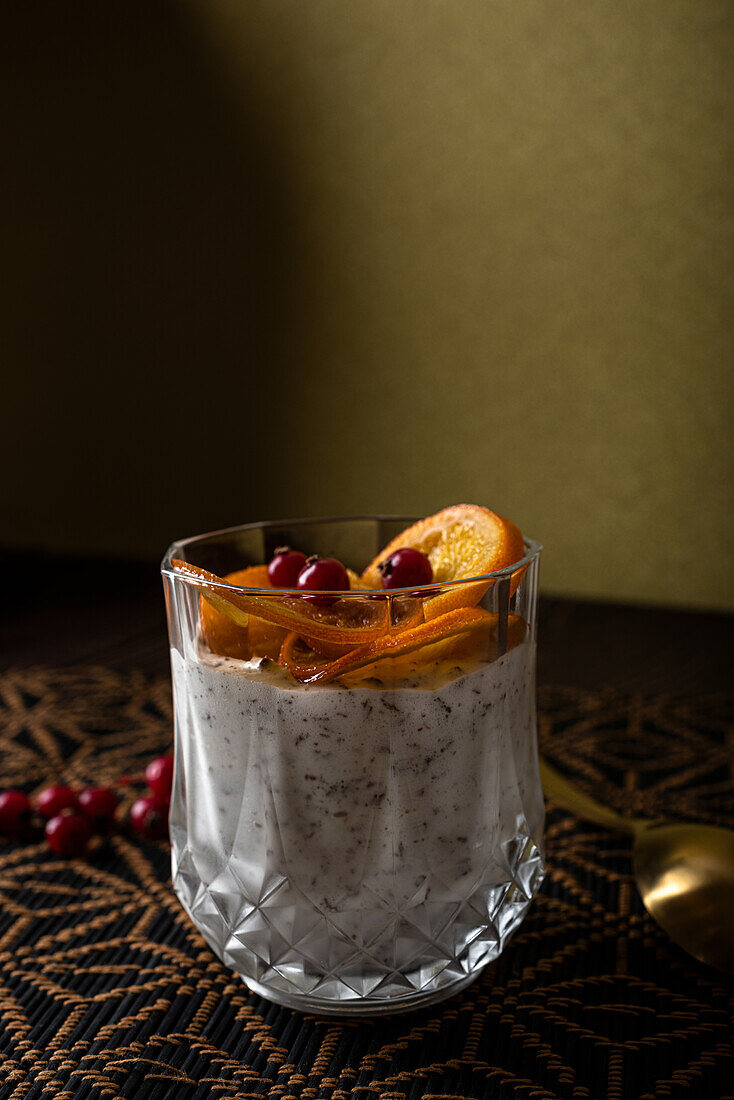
[172,833,544,1016]
[244,968,483,1016]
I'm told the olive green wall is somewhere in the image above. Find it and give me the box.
[3,1,733,610]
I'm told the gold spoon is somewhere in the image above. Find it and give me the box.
[540,758,734,975]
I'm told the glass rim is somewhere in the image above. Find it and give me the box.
[161,515,542,599]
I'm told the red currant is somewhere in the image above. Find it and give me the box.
[78,787,118,829]
[378,547,433,590]
[296,556,350,607]
[130,795,170,840]
[145,755,174,798]
[36,785,79,819]
[45,811,92,857]
[0,790,32,836]
[268,546,308,588]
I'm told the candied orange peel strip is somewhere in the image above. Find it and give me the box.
[279,607,497,685]
[361,504,525,619]
[401,611,527,668]
[173,559,391,645]
[302,592,425,658]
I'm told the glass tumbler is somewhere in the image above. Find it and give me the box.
[162,517,544,1015]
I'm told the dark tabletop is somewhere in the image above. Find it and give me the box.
[1,551,733,1100]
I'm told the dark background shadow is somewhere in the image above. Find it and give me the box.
[2,0,299,554]
[2,1,733,612]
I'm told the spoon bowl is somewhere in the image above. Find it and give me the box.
[540,759,734,975]
[633,822,734,974]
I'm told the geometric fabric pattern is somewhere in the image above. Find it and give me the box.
[1,666,733,1099]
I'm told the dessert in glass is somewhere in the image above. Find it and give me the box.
[161,507,544,1015]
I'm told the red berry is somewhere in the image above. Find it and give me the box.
[268,547,308,588]
[78,787,118,829]
[296,556,350,607]
[130,795,169,840]
[0,790,32,836]
[45,811,92,857]
[145,755,174,798]
[378,547,433,591]
[36,785,79,819]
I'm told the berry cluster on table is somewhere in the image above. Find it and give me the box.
[0,753,173,857]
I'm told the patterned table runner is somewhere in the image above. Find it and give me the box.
[0,667,732,1100]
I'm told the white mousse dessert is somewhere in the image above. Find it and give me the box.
[170,637,544,990]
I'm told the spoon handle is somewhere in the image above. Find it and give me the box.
[540,758,638,836]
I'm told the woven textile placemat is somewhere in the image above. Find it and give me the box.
[0,667,732,1100]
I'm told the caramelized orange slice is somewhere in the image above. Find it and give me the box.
[199,566,290,661]
[248,616,289,661]
[174,559,391,645]
[361,505,525,619]
[199,566,268,659]
[279,607,496,685]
